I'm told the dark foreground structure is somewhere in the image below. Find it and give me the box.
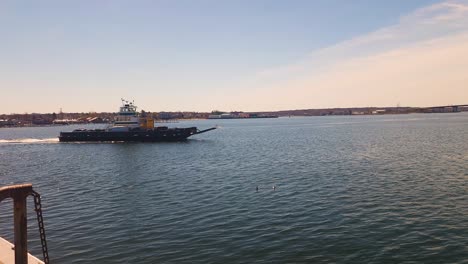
[0,184,48,264]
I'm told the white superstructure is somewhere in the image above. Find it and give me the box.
[110,99,140,131]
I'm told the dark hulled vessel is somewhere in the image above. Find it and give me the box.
[58,99,216,142]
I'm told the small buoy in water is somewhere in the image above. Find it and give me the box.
[273,185,276,190]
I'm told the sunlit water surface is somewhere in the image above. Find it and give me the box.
[0,114,467,263]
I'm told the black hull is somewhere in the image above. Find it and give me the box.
[58,127,213,142]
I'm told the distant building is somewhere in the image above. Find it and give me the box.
[208,113,234,119]
[158,112,173,120]
[88,117,106,123]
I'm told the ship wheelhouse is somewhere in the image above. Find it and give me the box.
[113,99,140,128]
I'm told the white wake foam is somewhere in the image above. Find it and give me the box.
[0,138,59,144]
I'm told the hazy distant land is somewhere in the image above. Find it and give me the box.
[1,105,467,128]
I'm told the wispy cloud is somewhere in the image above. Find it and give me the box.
[246,0,468,110]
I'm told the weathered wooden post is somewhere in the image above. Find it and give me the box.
[0,183,33,264]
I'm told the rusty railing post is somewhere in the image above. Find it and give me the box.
[0,183,33,264]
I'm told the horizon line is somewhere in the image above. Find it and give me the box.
[2,103,468,115]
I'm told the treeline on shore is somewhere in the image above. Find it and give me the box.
[1,106,466,127]
[0,111,210,127]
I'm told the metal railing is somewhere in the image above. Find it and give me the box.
[0,184,49,264]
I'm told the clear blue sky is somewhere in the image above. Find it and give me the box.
[4,0,468,113]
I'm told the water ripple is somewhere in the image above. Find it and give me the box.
[0,115,467,263]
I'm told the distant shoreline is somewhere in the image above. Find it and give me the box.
[1,110,466,129]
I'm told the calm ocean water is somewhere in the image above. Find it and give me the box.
[0,114,467,263]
